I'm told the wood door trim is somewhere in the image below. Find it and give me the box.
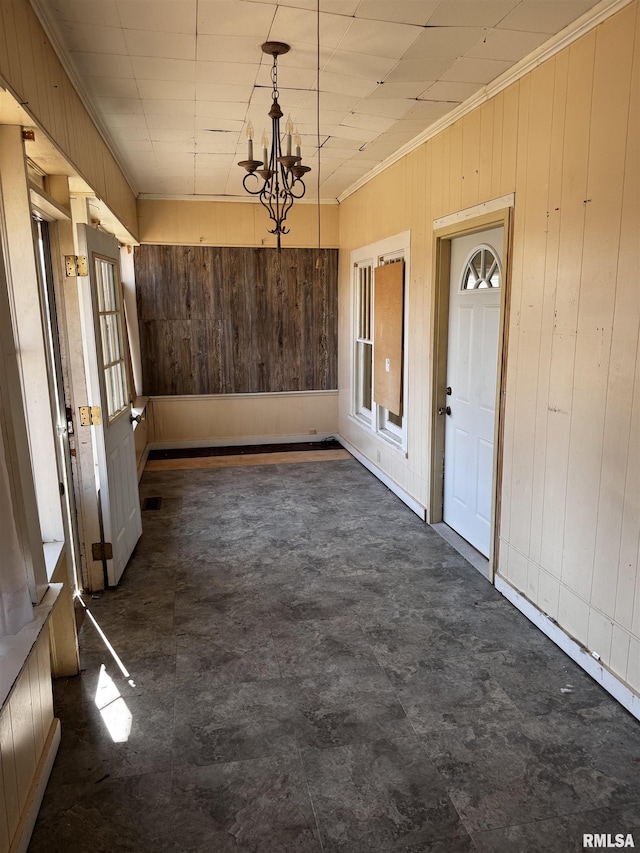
[428,205,513,582]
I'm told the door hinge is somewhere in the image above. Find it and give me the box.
[79,405,102,426]
[65,255,88,276]
[92,541,113,561]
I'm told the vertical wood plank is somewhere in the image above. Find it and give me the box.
[8,670,36,816]
[562,8,635,600]
[461,109,481,209]
[0,707,18,847]
[134,246,338,395]
[478,99,495,203]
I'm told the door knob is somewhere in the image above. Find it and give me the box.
[438,406,451,416]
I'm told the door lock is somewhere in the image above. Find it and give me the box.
[446,386,452,396]
[438,406,451,416]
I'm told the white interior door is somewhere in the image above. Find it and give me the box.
[443,226,503,557]
[77,224,142,586]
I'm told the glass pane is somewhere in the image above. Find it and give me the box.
[361,342,372,411]
[388,409,402,427]
[462,247,500,290]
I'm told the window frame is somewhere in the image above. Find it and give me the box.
[350,231,410,452]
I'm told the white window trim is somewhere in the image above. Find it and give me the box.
[350,231,410,453]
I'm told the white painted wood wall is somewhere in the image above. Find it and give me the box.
[338,2,640,694]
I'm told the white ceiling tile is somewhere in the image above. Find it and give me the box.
[254,64,317,90]
[333,124,380,143]
[198,0,276,37]
[367,82,425,100]
[197,62,260,87]
[497,0,599,33]
[323,51,397,82]
[195,176,230,195]
[84,77,140,99]
[150,127,196,142]
[143,100,195,117]
[338,18,423,59]
[354,0,440,26]
[152,152,195,170]
[466,28,550,62]
[131,57,196,81]
[152,140,196,154]
[196,101,249,121]
[109,125,150,141]
[116,0,197,34]
[418,80,480,102]
[320,72,377,99]
[137,79,196,101]
[146,113,196,130]
[95,97,144,115]
[190,83,252,104]
[322,136,365,151]
[268,7,353,49]
[340,113,396,133]
[427,0,521,27]
[403,100,457,121]
[123,29,196,61]
[120,139,154,152]
[47,0,121,27]
[194,133,240,154]
[107,113,146,128]
[197,35,264,63]
[57,21,128,54]
[196,153,237,169]
[194,118,243,133]
[150,176,195,193]
[353,98,415,119]
[403,27,485,60]
[441,57,513,84]
[385,57,457,83]
[270,0,360,13]
[71,52,135,78]
[275,44,335,70]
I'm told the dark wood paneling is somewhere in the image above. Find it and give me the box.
[134,246,338,395]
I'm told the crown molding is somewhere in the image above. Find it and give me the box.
[338,0,634,204]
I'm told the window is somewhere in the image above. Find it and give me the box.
[95,257,129,420]
[461,245,501,290]
[354,262,373,422]
[351,232,410,450]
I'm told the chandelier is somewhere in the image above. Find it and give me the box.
[238,42,311,249]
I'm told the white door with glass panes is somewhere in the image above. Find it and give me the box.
[77,224,141,586]
[443,227,503,557]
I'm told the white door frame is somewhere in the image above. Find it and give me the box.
[428,200,514,581]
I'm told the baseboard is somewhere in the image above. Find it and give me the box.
[148,433,337,451]
[336,436,426,520]
[12,717,61,853]
[495,575,640,721]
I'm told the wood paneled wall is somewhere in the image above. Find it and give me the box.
[135,246,338,395]
[0,0,137,238]
[338,2,640,693]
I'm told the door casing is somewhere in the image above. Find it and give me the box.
[429,204,514,581]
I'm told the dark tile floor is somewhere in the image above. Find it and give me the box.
[29,459,640,852]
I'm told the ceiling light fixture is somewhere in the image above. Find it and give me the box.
[238,42,310,249]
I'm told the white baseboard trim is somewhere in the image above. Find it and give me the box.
[336,436,426,520]
[14,717,61,853]
[148,433,337,451]
[495,575,640,721]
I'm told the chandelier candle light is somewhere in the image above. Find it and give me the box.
[238,42,311,249]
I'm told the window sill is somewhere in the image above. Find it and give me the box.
[347,414,408,457]
[0,583,62,712]
[43,540,66,581]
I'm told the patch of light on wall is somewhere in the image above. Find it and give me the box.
[95,664,133,743]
